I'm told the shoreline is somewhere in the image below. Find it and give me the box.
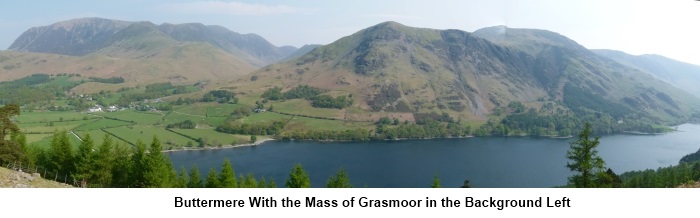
[161,138,275,153]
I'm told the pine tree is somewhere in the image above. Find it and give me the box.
[111,143,132,187]
[93,134,113,187]
[431,174,441,188]
[0,104,22,164]
[130,140,147,187]
[144,136,173,187]
[566,123,606,188]
[176,166,188,188]
[219,159,237,188]
[244,173,258,188]
[205,168,220,188]
[258,177,268,188]
[74,133,96,186]
[49,130,75,179]
[286,163,311,188]
[268,178,277,188]
[325,167,353,188]
[188,164,203,188]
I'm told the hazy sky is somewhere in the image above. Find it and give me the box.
[1,0,699,65]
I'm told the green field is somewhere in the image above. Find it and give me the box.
[29,131,83,149]
[100,110,165,125]
[25,133,52,143]
[234,111,372,131]
[205,104,242,117]
[170,128,255,146]
[74,118,131,131]
[104,125,196,149]
[18,119,95,133]
[16,111,99,123]
[271,99,343,119]
[74,129,130,147]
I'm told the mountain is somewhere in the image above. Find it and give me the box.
[236,22,700,123]
[281,44,323,61]
[7,17,296,67]
[593,49,700,98]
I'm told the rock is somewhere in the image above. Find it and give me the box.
[32,173,41,178]
[13,183,29,188]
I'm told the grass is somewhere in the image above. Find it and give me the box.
[104,125,195,149]
[100,110,165,125]
[16,111,99,123]
[205,104,242,117]
[74,129,130,147]
[74,118,131,131]
[29,131,83,150]
[170,128,255,146]
[18,119,95,133]
[271,99,343,119]
[234,111,372,131]
[25,133,52,143]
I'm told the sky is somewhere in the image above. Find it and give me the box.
[1,0,699,65]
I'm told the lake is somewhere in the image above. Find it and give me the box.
[167,124,700,188]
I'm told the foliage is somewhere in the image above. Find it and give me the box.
[286,163,311,188]
[680,148,700,164]
[167,120,196,129]
[187,164,203,188]
[565,123,607,188]
[216,121,285,136]
[219,159,238,188]
[620,161,700,188]
[89,76,125,84]
[283,85,324,99]
[0,104,23,164]
[202,90,236,103]
[309,95,353,109]
[261,87,283,100]
[431,174,441,188]
[325,167,353,188]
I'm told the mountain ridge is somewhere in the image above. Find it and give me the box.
[8,17,297,67]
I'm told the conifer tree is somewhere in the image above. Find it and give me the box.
[111,143,132,187]
[431,174,441,188]
[219,159,237,188]
[286,163,311,188]
[74,134,96,185]
[144,136,173,187]
[244,173,258,188]
[49,130,75,178]
[268,178,277,188]
[176,166,188,188]
[566,123,606,188]
[188,164,203,188]
[130,140,147,187]
[325,167,353,188]
[258,177,268,188]
[205,168,220,188]
[93,134,114,187]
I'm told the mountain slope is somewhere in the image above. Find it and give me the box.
[8,18,133,56]
[233,22,699,124]
[8,18,296,67]
[593,49,700,99]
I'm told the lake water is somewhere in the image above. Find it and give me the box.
[167,124,700,188]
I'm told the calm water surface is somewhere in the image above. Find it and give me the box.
[167,124,700,187]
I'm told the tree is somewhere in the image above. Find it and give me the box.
[205,168,220,188]
[188,164,203,188]
[129,140,147,187]
[93,134,114,187]
[566,123,606,188]
[250,135,257,143]
[176,166,189,188]
[143,136,174,187]
[431,174,441,188]
[325,167,353,188]
[74,134,96,186]
[219,159,238,188]
[286,163,311,188]
[111,143,132,187]
[48,130,75,177]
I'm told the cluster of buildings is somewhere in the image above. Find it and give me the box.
[87,105,121,113]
